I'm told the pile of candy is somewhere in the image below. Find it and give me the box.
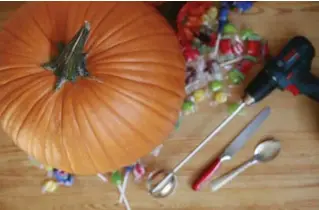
[177,2,270,116]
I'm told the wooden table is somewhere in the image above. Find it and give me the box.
[0,2,319,210]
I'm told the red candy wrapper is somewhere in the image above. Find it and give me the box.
[219,38,233,55]
[237,59,255,75]
[247,40,261,58]
[232,41,244,56]
[183,44,200,62]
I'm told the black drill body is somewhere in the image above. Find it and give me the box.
[245,36,319,103]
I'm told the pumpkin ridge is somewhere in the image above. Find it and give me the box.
[88,83,155,148]
[0,70,45,89]
[23,91,54,165]
[60,84,76,173]
[93,72,184,98]
[13,80,52,142]
[28,8,51,44]
[17,88,52,159]
[82,2,93,21]
[1,75,51,139]
[44,2,53,33]
[0,50,37,61]
[98,75,182,111]
[85,81,151,152]
[98,80,177,125]
[93,66,183,83]
[1,27,34,51]
[0,72,47,109]
[43,91,73,172]
[0,64,38,72]
[89,49,185,66]
[90,58,184,74]
[77,86,120,170]
[92,56,184,71]
[70,86,100,173]
[91,32,175,57]
[85,2,118,52]
[91,10,159,53]
[0,65,41,73]
[34,92,59,168]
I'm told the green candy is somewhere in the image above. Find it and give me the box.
[209,80,223,92]
[228,102,244,115]
[223,24,237,35]
[240,29,254,40]
[228,69,245,84]
[111,171,122,185]
[182,100,195,112]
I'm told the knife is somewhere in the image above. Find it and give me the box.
[192,106,271,191]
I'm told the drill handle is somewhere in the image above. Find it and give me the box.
[295,71,319,102]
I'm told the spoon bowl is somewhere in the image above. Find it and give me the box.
[254,139,281,162]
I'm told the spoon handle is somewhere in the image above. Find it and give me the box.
[211,157,258,192]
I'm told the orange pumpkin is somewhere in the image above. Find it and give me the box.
[0,2,185,175]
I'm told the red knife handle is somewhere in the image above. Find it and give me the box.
[192,157,222,191]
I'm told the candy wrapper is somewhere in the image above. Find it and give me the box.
[177,1,266,116]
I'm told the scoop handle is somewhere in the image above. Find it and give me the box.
[211,157,258,192]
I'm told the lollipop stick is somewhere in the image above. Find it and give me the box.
[119,171,130,203]
[117,185,131,210]
[97,173,108,182]
[212,33,222,58]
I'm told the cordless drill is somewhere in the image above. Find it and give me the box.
[244,36,319,105]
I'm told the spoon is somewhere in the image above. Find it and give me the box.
[211,139,281,192]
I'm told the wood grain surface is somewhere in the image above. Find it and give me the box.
[0,2,319,210]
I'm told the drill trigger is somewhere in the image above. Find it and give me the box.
[285,84,300,96]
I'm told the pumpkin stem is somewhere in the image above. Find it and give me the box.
[42,21,91,90]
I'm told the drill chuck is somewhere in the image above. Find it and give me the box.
[244,68,278,104]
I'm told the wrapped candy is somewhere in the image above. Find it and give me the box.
[219,38,234,58]
[182,100,196,115]
[183,45,200,62]
[228,69,245,85]
[208,80,223,92]
[223,23,237,35]
[133,163,146,181]
[190,88,207,103]
[247,39,262,58]
[212,91,228,105]
[240,28,255,40]
[52,169,74,187]
[42,179,59,193]
[237,58,255,75]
